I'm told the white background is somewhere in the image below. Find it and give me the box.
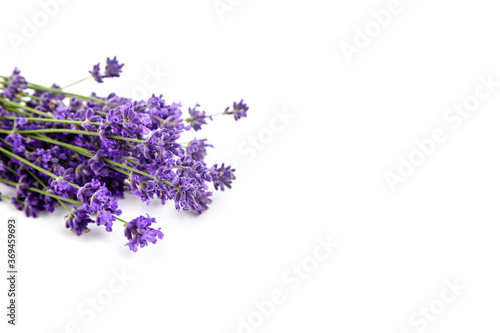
[1,0,500,332]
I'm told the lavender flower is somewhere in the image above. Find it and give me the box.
[186,104,211,131]
[22,193,42,218]
[224,99,249,121]
[65,206,94,236]
[0,58,248,252]
[137,128,182,164]
[194,189,212,214]
[89,64,103,83]
[49,167,75,198]
[1,68,26,100]
[211,163,236,191]
[88,155,109,177]
[11,197,23,211]
[29,148,53,169]
[124,215,164,252]
[89,57,124,83]
[104,57,124,78]
[96,210,115,232]
[76,179,120,216]
[186,138,213,162]
[5,133,25,153]
[16,174,30,197]
[167,176,200,211]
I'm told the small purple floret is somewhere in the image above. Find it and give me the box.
[124,215,164,252]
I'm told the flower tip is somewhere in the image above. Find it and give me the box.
[89,57,124,83]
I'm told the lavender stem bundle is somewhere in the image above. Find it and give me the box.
[0,57,249,252]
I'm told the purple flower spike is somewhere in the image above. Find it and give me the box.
[16,174,30,197]
[6,133,25,153]
[194,189,212,214]
[65,206,94,236]
[186,104,211,131]
[89,57,124,83]
[186,138,213,162]
[104,57,124,78]
[11,197,23,211]
[0,60,248,251]
[22,193,41,218]
[1,68,27,100]
[88,155,108,177]
[50,167,75,197]
[96,210,115,232]
[224,99,249,121]
[211,163,235,191]
[124,215,164,252]
[89,63,103,83]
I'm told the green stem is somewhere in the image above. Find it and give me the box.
[1,116,100,126]
[1,128,143,143]
[0,107,33,117]
[0,177,17,186]
[104,157,170,183]
[24,168,73,214]
[116,216,127,225]
[0,161,82,208]
[0,148,125,219]
[27,134,91,156]
[28,134,172,185]
[19,92,41,101]
[26,83,105,104]
[0,98,53,118]
[62,76,91,89]
[58,199,73,214]
[107,165,131,177]
[0,146,79,188]
[24,168,44,186]
[209,112,228,117]
[0,137,36,154]
[27,187,81,205]
[1,162,17,176]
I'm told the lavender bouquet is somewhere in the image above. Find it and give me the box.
[0,57,248,252]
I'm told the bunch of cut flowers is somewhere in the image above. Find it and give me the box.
[0,57,248,252]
